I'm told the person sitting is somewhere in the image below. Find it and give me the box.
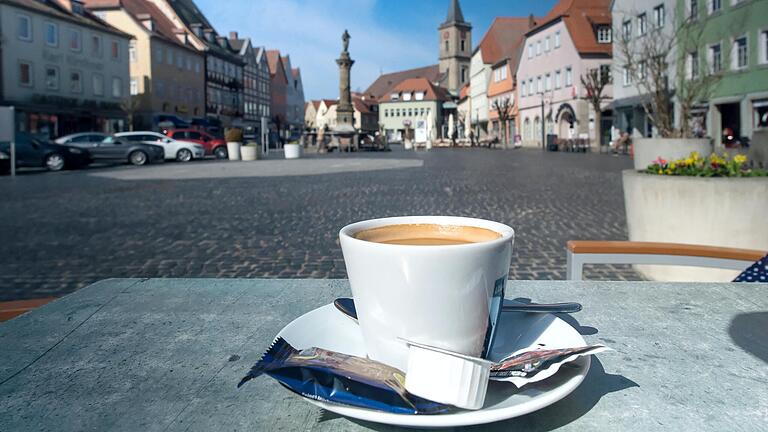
[612,132,631,155]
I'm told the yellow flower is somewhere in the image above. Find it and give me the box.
[691,151,701,160]
[658,169,663,174]
[685,158,694,165]
[670,162,677,169]
[664,169,672,175]
[734,154,747,164]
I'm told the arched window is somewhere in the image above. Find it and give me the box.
[533,117,541,141]
[523,118,531,140]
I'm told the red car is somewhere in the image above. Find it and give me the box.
[165,129,228,159]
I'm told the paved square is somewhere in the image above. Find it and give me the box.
[0,148,639,301]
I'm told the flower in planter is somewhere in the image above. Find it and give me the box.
[645,151,768,178]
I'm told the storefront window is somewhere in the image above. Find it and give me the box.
[754,100,768,129]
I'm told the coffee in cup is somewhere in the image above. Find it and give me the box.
[340,216,515,371]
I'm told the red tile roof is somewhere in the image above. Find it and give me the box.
[321,99,338,107]
[381,77,451,102]
[364,64,442,100]
[84,0,194,50]
[478,17,534,67]
[527,0,612,56]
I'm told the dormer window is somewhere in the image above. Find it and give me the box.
[415,91,425,101]
[72,0,84,15]
[597,26,612,43]
[403,92,412,101]
[390,93,399,101]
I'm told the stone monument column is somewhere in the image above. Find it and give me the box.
[335,30,355,133]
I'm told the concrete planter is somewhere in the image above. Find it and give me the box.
[623,170,768,281]
[227,142,242,161]
[241,145,258,161]
[284,143,301,159]
[633,138,711,170]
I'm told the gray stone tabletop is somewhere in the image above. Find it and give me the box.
[0,278,766,431]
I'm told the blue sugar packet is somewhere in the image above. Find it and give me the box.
[238,337,452,415]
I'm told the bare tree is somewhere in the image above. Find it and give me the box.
[492,97,513,149]
[580,67,611,148]
[613,12,722,138]
[120,96,141,132]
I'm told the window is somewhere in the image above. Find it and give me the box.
[130,77,138,95]
[461,39,465,51]
[600,64,612,83]
[93,73,103,96]
[494,68,501,82]
[155,46,163,63]
[710,0,721,13]
[623,66,631,86]
[445,40,449,52]
[45,66,59,90]
[528,44,533,58]
[111,41,119,60]
[545,73,551,91]
[555,31,561,48]
[754,99,768,129]
[45,22,58,46]
[521,80,526,97]
[710,43,722,73]
[654,5,665,28]
[733,36,747,69]
[565,66,573,86]
[536,41,541,55]
[129,41,137,63]
[155,80,164,97]
[762,30,768,64]
[501,66,507,80]
[176,53,183,69]
[403,92,412,101]
[18,62,32,86]
[186,57,192,70]
[597,26,611,43]
[537,76,542,93]
[637,13,647,36]
[622,20,632,40]
[70,30,82,51]
[70,71,83,93]
[167,48,173,65]
[545,36,550,52]
[688,51,700,78]
[91,35,102,56]
[195,61,201,73]
[461,67,467,83]
[690,0,699,20]
[17,15,31,41]
[555,70,561,89]
[639,61,647,79]
[390,93,399,101]
[528,79,534,95]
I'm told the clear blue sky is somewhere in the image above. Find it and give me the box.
[197,0,558,100]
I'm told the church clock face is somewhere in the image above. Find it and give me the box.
[443,31,450,40]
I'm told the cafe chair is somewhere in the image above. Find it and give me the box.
[566,241,767,282]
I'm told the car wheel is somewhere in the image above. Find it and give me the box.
[176,148,193,162]
[45,153,66,171]
[214,146,228,159]
[129,150,148,166]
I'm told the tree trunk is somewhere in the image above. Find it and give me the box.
[593,109,602,151]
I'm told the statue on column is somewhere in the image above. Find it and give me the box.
[342,30,350,53]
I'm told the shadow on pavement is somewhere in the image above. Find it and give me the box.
[729,312,768,363]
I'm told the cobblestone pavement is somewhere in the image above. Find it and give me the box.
[0,148,640,301]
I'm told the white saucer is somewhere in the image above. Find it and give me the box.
[275,301,590,428]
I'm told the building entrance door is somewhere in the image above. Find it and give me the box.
[718,102,741,148]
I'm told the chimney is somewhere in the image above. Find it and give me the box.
[229,31,238,40]
[137,13,154,31]
[528,14,536,29]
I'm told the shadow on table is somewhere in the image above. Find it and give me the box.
[319,312,638,431]
[729,312,768,363]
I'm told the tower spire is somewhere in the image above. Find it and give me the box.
[444,0,466,25]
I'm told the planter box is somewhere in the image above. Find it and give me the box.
[284,143,301,159]
[623,170,768,281]
[227,142,242,161]
[241,146,258,161]
[633,138,711,171]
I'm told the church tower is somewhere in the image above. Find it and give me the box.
[438,0,472,95]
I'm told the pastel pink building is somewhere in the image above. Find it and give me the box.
[516,0,613,149]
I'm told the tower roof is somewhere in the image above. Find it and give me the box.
[442,0,467,26]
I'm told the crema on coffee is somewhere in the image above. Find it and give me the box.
[353,223,501,246]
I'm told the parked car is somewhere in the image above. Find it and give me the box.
[68,135,165,166]
[54,132,109,146]
[115,132,205,162]
[0,132,92,173]
[154,114,190,131]
[190,117,223,136]
[164,129,228,159]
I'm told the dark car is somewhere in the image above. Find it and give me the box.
[68,135,165,166]
[0,132,91,173]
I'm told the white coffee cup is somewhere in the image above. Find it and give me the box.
[339,216,514,371]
